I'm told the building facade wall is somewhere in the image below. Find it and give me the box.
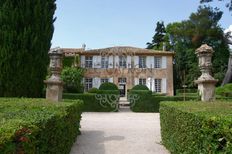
[81,54,174,96]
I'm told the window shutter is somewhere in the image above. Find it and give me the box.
[134,56,139,68]
[134,78,139,86]
[93,78,101,88]
[81,56,85,68]
[162,78,167,93]
[146,78,151,90]
[109,56,113,68]
[109,78,113,83]
[127,56,131,68]
[162,56,167,69]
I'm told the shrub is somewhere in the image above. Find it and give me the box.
[216,83,232,97]
[99,82,118,90]
[176,89,198,93]
[61,67,85,93]
[87,88,99,93]
[160,101,232,153]
[63,93,119,112]
[131,85,149,90]
[128,89,198,112]
[0,98,83,154]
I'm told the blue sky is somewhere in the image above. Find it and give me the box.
[51,0,231,49]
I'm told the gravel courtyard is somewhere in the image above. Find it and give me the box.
[70,109,169,154]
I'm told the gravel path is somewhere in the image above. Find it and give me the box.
[70,108,169,154]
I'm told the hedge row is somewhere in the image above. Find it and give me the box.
[0,98,83,154]
[63,91,120,112]
[128,90,198,112]
[160,101,232,153]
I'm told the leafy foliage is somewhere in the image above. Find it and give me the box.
[63,92,119,112]
[166,6,230,88]
[128,90,198,112]
[160,101,232,153]
[87,88,99,93]
[0,98,83,154]
[200,0,232,12]
[0,0,56,97]
[131,85,149,90]
[147,21,166,50]
[61,67,85,93]
[99,82,118,90]
[216,83,232,96]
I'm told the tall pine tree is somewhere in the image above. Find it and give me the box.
[147,21,166,50]
[0,0,56,97]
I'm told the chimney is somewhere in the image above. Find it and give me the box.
[82,43,86,50]
[162,42,166,51]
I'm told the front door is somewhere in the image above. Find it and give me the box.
[119,84,126,97]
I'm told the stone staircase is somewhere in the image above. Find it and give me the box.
[119,97,130,109]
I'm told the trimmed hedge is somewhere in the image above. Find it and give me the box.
[131,85,149,90]
[87,88,99,93]
[63,92,119,112]
[176,88,198,93]
[160,101,232,154]
[0,98,83,154]
[128,89,197,112]
[216,83,232,97]
[99,82,118,90]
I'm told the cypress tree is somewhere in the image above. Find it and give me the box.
[0,0,56,97]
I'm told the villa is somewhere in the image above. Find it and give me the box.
[62,46,174,96]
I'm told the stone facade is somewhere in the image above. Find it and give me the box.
[62,46,174,96]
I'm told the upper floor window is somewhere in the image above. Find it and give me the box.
[119,56,127,68]
[85,78,93,91]
[154,57,162,68]
[154,79,162,93]
[101,78,109,84]
[139,56,146,68]
[139,78,146,86]
[101,56,109,68]
[85,56,93,68]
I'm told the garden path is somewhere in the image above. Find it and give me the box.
[70,108,169,154]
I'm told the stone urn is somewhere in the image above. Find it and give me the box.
[44,47,64,102]
[195,44,218,102]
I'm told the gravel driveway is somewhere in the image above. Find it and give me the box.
[70,108,169,154]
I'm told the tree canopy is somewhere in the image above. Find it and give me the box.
[166,6,230,88]
[0,0,56,97]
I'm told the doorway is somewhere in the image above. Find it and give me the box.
[118,78,127,97]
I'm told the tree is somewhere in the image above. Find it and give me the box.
[0,0,56,97]
[200,0,232,12]
[166,6,230,88]
[147,21,166,50]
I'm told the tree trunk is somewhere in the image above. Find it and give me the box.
[222,54,232,86]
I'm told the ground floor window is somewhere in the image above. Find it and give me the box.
[85,78,93,91]
[101,78,109,84]
[118,78,127,84]
[139,78,146,86]
[154,79,162,92]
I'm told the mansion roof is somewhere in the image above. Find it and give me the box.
[60,46,175,57]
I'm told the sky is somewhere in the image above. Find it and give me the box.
[51,0,231,49]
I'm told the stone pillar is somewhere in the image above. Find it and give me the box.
[195,44,218,102]
[44,47,63,102]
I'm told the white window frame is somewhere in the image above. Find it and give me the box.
[85,56,93,68]
[101,78,109,84]
[139,78,146,86]
[85,78,93,91]
[154,57,162,68]
[101,56,109,68]
[139,56,146,68]
[154,79,162,93]
[119,56,127,68]
[118,78,127,84]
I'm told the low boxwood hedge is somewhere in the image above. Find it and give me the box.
[128,89,197,112]
[63,91,119,112]
[99,82,118,90]
[131,85,149,90]
[160,101,232,154]
[0,98,83,154]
